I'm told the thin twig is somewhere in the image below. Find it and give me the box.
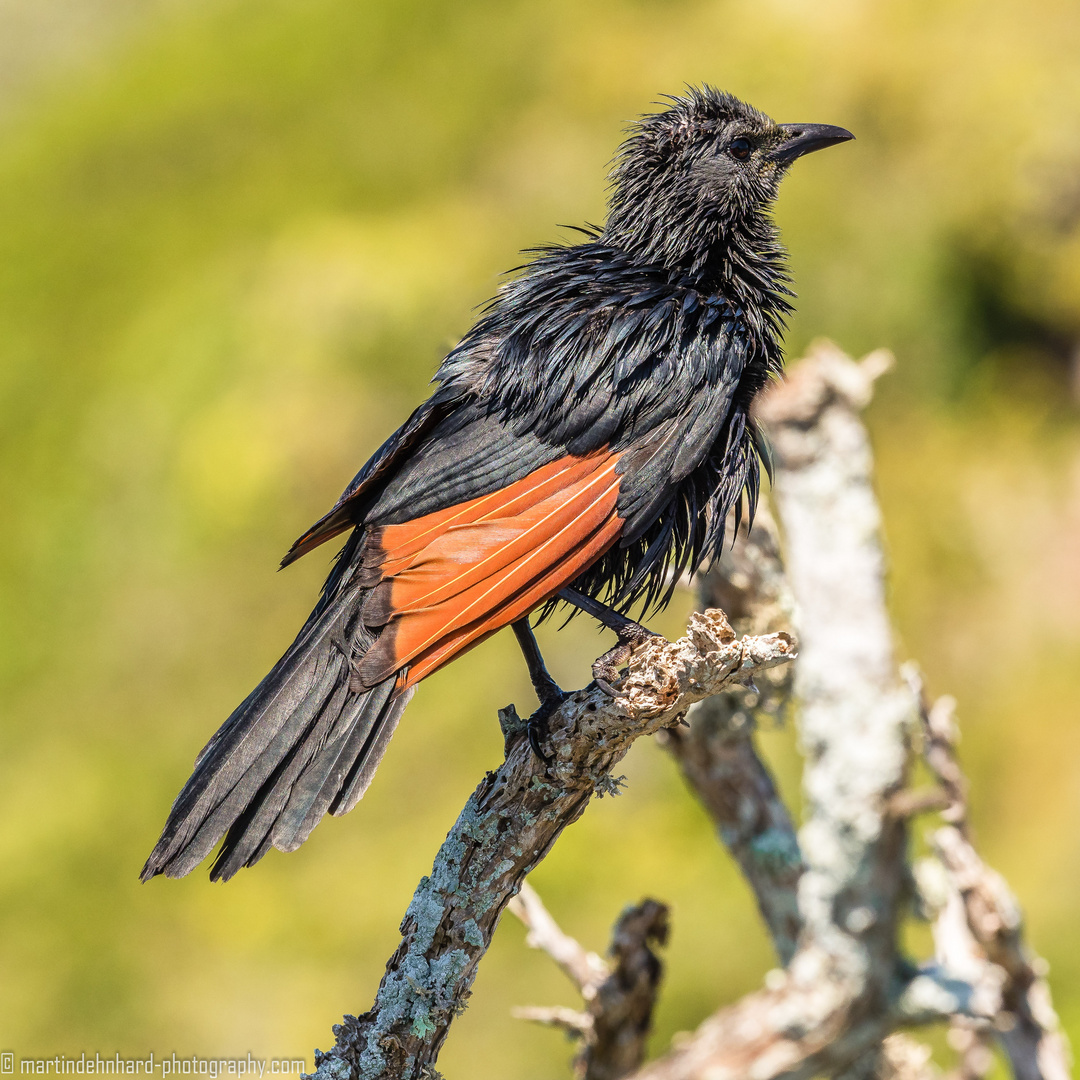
[906,666,1070,1080]
[510,863,670,1079]
[511,1005,594,1037]
[509,882,607,995]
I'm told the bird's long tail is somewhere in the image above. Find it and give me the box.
[141,572,411,882]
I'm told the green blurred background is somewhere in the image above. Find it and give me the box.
[2,0,1079,1075]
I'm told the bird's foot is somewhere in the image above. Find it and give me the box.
[555,587,663,697]
[511,617,569,763]
[526,688,567,765]
[592,622,661,697]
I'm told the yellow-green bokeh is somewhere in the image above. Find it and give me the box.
[1,1,1079,1076]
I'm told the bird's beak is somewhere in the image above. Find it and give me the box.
[771,123,854,164]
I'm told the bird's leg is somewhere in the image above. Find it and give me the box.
[511,618,566,764]
[557,587,663,696]
[512,617,564,704]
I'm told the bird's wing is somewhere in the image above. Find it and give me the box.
[356,445,625,688]
[281,396,629,686]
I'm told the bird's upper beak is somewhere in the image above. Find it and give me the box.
[771,123,854,164]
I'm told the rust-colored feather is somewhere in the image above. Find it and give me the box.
[357,450,624,688]
[388,458,620,614]
[399,511,623,687]
[369,452,606,576]
[385,477,618,669]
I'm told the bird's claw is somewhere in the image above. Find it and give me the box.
[527,718,555,764]
[591,624,661,696]
[526,690,566,765]
[592,674,620,697]
[591,651,625,696]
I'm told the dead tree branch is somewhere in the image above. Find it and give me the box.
[621,343,1068,1080]
[309,614,794,1080]
[307,341,1067,1080]
[509,882,670,1080]
[620,342,914,1080]
[906,672,1071,1080]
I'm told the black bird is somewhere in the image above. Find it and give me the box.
[142,87,852,882]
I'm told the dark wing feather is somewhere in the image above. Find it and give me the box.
[140,568,409,881]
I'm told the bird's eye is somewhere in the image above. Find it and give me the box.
[728,137,752,161]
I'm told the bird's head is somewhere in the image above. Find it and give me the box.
[604,87,853,282]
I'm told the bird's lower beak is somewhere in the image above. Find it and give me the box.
[771,123,854,164]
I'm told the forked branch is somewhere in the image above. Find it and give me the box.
[509,882,670,1080]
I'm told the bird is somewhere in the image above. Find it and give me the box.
[141,87,852,882]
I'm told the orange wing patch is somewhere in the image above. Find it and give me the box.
[357,450,624,689]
